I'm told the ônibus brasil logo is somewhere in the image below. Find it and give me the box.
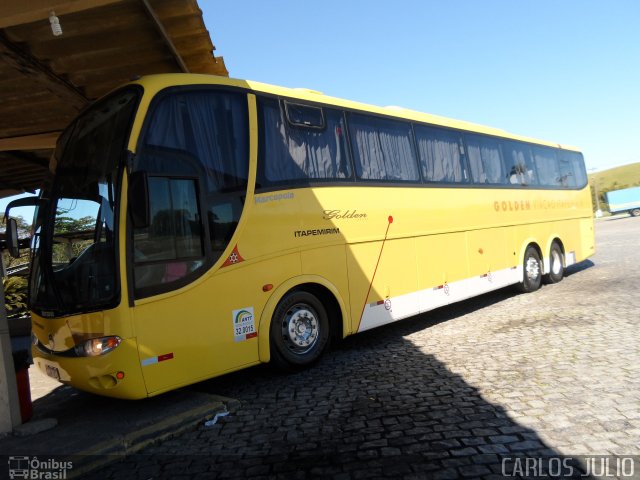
[8,456,73,479]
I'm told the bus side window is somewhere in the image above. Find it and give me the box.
[532,146,561,187]
[558,155,575,187]
[348,113,419,182]
[414,125,467,183]
[502,141,538,186]
[259,98,351,184]
[558,150,587,188]
[465,134,505,185]
[133,177,204,292]
[207,200,239,259]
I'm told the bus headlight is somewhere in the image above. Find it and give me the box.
[75,336,121,357]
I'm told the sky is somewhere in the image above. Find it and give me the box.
[201,0,640,172]
[2,1,638,218]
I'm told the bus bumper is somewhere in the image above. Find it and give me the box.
[32,337,148,399]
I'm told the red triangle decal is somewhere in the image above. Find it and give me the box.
[222,245,245,267]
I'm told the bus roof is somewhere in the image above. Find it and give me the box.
[132,74,581,152]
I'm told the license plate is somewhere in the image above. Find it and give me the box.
[45,365,60,380]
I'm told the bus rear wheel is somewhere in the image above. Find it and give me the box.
[517,246,542,293]
[630,208,640,217]
[543,242,564,284]
[270,290,329,369]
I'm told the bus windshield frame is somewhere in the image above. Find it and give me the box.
[29,87,141,318]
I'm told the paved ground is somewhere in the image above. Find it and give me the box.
[29,362,61,401]
[1,373,234,480]
[93,217,638,478]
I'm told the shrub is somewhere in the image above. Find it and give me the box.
[3,276,28,319]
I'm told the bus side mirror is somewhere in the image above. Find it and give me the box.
[6,217,20,258]
[129,171,149,229]
[3,196,42,259]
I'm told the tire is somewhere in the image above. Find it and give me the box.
[516,246,543,293]
[543,242,564,284]
[269,290,330,369]
[630,208,640,217]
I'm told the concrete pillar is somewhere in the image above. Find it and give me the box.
[1,257,22,433]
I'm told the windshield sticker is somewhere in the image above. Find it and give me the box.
[221,245,245,267]
[233,307,257,342]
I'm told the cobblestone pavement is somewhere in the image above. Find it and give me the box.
[102,217,640,479]
[29,363,62,401]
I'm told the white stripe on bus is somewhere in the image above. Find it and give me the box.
[358,265,522,333]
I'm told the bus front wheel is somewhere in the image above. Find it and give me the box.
[517,246,542,293]
[270,290,329,369]
[630,208,640,217]
[543,242,564,284]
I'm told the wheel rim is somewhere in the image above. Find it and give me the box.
[551,250,562,275]
[281,303,319,355]
[525,256,540,281]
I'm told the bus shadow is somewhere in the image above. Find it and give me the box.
[564,259,595,277]
[601,215,635,222]
[188,298,593,479]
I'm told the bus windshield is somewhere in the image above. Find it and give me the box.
[30,89,139,317]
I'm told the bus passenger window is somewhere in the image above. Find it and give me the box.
[557,156,575,187]
[260,99,351,184]
[349,114,419,182]
[533,146,561,187]
[415,126,467,183]
[502,142,538,186]
[558,150,587,188]
[465,134,505,185]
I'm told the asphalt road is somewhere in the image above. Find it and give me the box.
[101,215,640,479]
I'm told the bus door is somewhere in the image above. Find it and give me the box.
[126,88,256,394]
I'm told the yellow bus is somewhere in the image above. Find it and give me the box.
[5,74,594,399]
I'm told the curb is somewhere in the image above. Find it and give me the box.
[69,394,240,478]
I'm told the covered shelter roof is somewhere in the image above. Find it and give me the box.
[0,0,227,199]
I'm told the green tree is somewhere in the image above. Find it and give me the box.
[52,214,96,263]
[54,214,95,234]
[3,276,28,319]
